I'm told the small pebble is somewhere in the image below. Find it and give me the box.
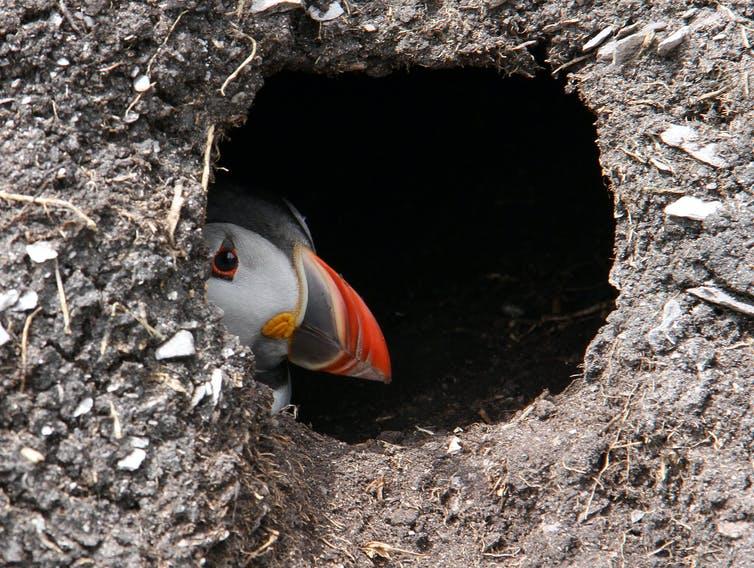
[447,436,462,455]
[155,330,196,360]
[308,1,344,21]
[0,289,20,311]
[665,196,722,221]
[117,449,147,471]
[72,397,94,418]
[56,57,70,67]
[26,241,58,263]
[21,447,45,464]
[657,26,689,56]
[133,75,151,93]
[250,0,302,14]
[11,291,38,312]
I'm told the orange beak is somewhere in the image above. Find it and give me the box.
[288,245,391,383]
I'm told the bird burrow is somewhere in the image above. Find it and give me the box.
[208,68,616,444]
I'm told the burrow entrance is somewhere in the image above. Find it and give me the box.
[211,69,615,443]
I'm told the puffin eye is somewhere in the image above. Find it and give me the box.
[212,241,239,281]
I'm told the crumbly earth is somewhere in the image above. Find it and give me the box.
[1,1,752,567]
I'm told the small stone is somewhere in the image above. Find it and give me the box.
[597,22,666,64]
[56,57,70,67]
[11,290,38,312]
[250,0,302,14]
[0,323,10,347]
[582,26,613,52]
[72,397,94,418]
[717,520,751,539]
[363,23,377,32]
[665,196,722,221]
[659,124,728,168]
[630,510,645,523]
[597,32,644,64]
[117,449,147,471]
[155,330,196,360]
[658,26,689,55]
[123,111,140,124]
[26,241,58,263]
[41,425,54,436]
[307,1,344,21]
[133,75,151,93]
[647,298,683,350]
[447,436,462,454]
[0,289,20,311]
[21,447,45,464]
[131,437,149,449]
[49,12,64,27]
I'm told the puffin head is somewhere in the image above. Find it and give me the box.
[204,222,391,382]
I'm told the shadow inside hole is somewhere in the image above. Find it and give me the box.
[212,69,615,443]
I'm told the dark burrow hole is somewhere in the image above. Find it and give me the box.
[211,69,615,443]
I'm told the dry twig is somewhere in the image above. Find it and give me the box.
[202,125,216,192]
[54,260,71,334]
[20,307,43,391]
[220,38,258,96]
[0,190,97,230]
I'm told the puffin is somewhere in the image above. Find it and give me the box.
[204,188,391,413]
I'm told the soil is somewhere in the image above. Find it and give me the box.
[1,1,753,567]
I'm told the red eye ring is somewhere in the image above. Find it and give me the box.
[212,246,239,281]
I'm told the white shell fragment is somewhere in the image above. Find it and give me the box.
[133,75,151,92]
[582,26,613,52]
[26,241,58,263]
[210,368,224,407]
[659,124,728,168]
[657,26,689,55]
[117,448,147,471]
[307,1,344,22]
[21,447,45,464]
[447,436,462,455]
[11,290,38,312]
[664,196,722,221]
[190,383,208,409]
[0,289,20,312]
[72,397,94,418]
[191,369,225,409]
[597,32,645,64]
[0,323,10,347]
[597,22,666,64]
[155,330,196,360]
[251,0,303,14]
[688,286,754,317]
